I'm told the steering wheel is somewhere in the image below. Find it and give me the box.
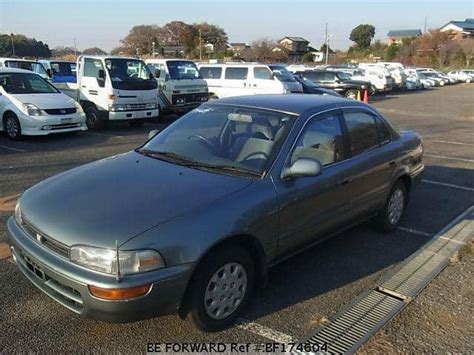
[187,135,215,150]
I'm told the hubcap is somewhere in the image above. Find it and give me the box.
[87,111,98,126]
[388,188,404,225]
[5,117,19,137]
[204,262,247,320]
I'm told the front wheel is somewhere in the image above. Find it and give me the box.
[189,246,255,332]
[344,89,359,100]
[3,113,22,140]
[85,106,104,130]
[466,78,472,83]
[374,181,407,232]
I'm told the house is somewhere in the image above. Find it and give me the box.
[439,18,474,39]
[160,45,186,58]
[229,42,250,54]
[387,29,422,44]
[310,51,336,63]
[203,43,214,53]
[278,37,310,62]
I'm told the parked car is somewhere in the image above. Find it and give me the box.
[197,63,290,99]
[373,62,407,89]
[293,74,341,96]
[0,57,49,80]
[268,64,303,93]
[459,69,474,79]
[405,69,434,89]
[350,68,393,94]
[38,60,77,84]
[7,94,424,331]
[146,59,209,113]
[417,71,447,86]
[295,70,370,99]
[417,68,455,84]
[0,68,86,140]
[449,70,474,83]
[405,76,423,90]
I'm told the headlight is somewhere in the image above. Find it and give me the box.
[14,202,22,226]
[70,245,165,275]
[74,101,84,113]
[22,103,43,116]
[108,104,128,112]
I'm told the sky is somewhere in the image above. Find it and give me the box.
[0,0,473,52]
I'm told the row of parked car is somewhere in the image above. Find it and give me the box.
[0,56,472,140]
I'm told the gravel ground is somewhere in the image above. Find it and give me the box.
[359,239,474,354]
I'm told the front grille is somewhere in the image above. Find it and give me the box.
[19,251,83,313]
[129,103,148,110]
[44,108,76,115]
[21,218,70,258]
[49,123,82,130]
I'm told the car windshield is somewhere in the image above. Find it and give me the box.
[336,72,351,80]
[0,72,59,94]
[166,61,202,80]
[105,58,157,90]
[269,66,296,82]
[139,105,296,177]
[5,60,48,76]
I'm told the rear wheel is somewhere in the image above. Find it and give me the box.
[344,89,359,100]
[374,180,407,232]
[189,246,255,332]
[466,78,472,83]
[84,105,104,130]
[3,113,22,140]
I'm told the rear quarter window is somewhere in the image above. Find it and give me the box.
[225,67,248,80]
[199,67,222,79]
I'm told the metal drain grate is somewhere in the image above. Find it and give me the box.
[301,290,406,354]
[298,206,474,354]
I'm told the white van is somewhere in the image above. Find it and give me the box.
[373,62,407,88]
[0,57,49,79]
[197,63,288,99]
[145,59,208,112]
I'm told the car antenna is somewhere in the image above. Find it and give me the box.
[116,240,121,282]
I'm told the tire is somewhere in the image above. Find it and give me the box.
[344,89,358,100]
[374,180,407,233]
[3,113,22,140]
[466,78,471,83]
[208,94,219,100]
[84,105,104,130]
[189,245,255,332]
[129,120,145,127]
[439,81,445,87]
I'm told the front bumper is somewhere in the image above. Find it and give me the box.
[7,217,192,323]
[18,112,87,136]
[108,109,159,121]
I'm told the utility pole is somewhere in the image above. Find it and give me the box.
[199,29,202,60]
[73,38,77,56]
[324,23,329,65]
[152,42,156,57]
[424,16,427,33]
[10,33,15,57]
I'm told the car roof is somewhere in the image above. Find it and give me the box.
[207,94,366,115]
[0,67,34,74]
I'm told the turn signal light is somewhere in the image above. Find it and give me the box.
[89,284,151,300]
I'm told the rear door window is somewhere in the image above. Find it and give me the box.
[253,67,273,80]
[200,67,222,79]
[343,110,379,156]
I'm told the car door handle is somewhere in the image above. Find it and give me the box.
[339,178,353,185]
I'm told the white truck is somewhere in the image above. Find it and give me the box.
[56,55,160,129]
[145,59,208,113]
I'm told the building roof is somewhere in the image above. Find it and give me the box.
[230,42,248,47]
[440,18,474,31]
[279,37,310,43]
[387,29,422,37]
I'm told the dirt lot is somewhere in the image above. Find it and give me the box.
[0,84,473,352]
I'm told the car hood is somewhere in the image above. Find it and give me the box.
[19,151,252,248]
[11,93,76,110]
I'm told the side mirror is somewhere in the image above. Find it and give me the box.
[46,68,53,78]
[154,69,161,78]
[97,69,106,87]
[98,69,105,79]
[281,158,322,180]
[165,73,170,82]
[148,130,160,140]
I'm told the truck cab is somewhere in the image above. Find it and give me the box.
[38,60,77,84]
[63,56,159,129]
[0,57,49,80]
[145,59,208,112]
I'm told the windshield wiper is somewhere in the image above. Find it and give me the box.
[137,149,261,177]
